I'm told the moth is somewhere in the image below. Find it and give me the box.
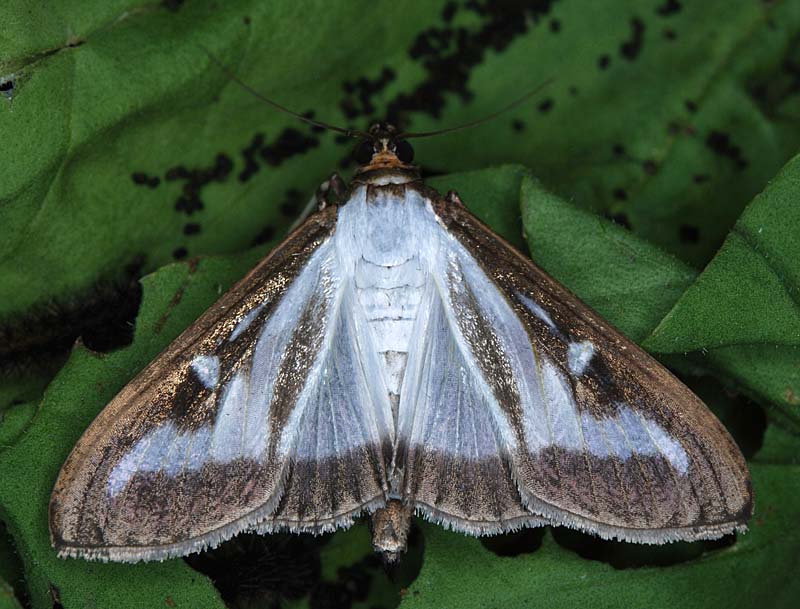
[49,119,752,564]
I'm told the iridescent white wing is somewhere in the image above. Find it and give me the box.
[50,208,393,562]
[396,197,752,542]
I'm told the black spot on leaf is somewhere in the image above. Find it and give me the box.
[549,19,561,33]
[642,159,659,174]
[612,143,626,157]
[261,128,320,166]
[706,130,748,170]
[511,119,526,132]
[161,0,184,12]
[345,1,558,127]
[656,0,682,16]
[620,18,646,61]
[183,223,201,236]
[693,173,710,184]
[442,1,458,22]
[685,99,698,113]
[172,247,188,260]
[537,98,554,113]
[597,54,611,70]
[239,133,265,182]
[340,68,396,119]
[612,188,628,201]
[663,27,677,40]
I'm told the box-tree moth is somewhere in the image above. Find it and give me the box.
[49,87,752,564]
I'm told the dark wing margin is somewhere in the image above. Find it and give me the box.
[422,194,752,543]
[49,206,391,562]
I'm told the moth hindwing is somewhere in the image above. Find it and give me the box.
[50,126,752,564]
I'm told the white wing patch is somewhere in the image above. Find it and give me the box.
[567,340,595,375]
[280,284,394,460]
[190,355,220,389]
[398,281,509,461]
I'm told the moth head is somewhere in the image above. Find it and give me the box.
[353,123,415,170]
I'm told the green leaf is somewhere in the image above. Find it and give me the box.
[641,153,800,430]
[2,0,800,326]
[0,578,23,609]
[521,175,697,342]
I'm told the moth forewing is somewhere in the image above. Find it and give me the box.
[49,124,751,565]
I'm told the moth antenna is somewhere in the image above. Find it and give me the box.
[200,45,368,139]
[397,77,556,139]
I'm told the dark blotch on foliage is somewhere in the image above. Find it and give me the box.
[167,153,234,216]
[612,187,628,201]
[656,0,682,16]
[549,19,561,33]
[131,172,148,185]
[261,128,320,166]
[511,119,526,132]
[642,159,659,174]
[341,68,396,119]
[612,143,626,157]
[620,18,646,61]
[537,98,554,113]
[239,133,265,182]
[693,173,710,184]
[0,256,145,373]
[706,130,748,170]
[598,54,611,70]
[161,0,184,12]
[663,27,677,41]
[252,224,276,246]
[481,528,546,556]
[183,223,201,236]
[0,79,13,92]
[172,246,188,260]
[551,527,736,569]
[340,0,555,128]
[131,172,161,189]
[187,534,322,609]
[685,99,698,113]
[679,224,700,243]
[442,1,457,22]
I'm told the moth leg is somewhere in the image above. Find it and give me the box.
[288,173,347,231]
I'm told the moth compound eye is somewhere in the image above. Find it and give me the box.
[395,140,414,163]
[354,140,376,165]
